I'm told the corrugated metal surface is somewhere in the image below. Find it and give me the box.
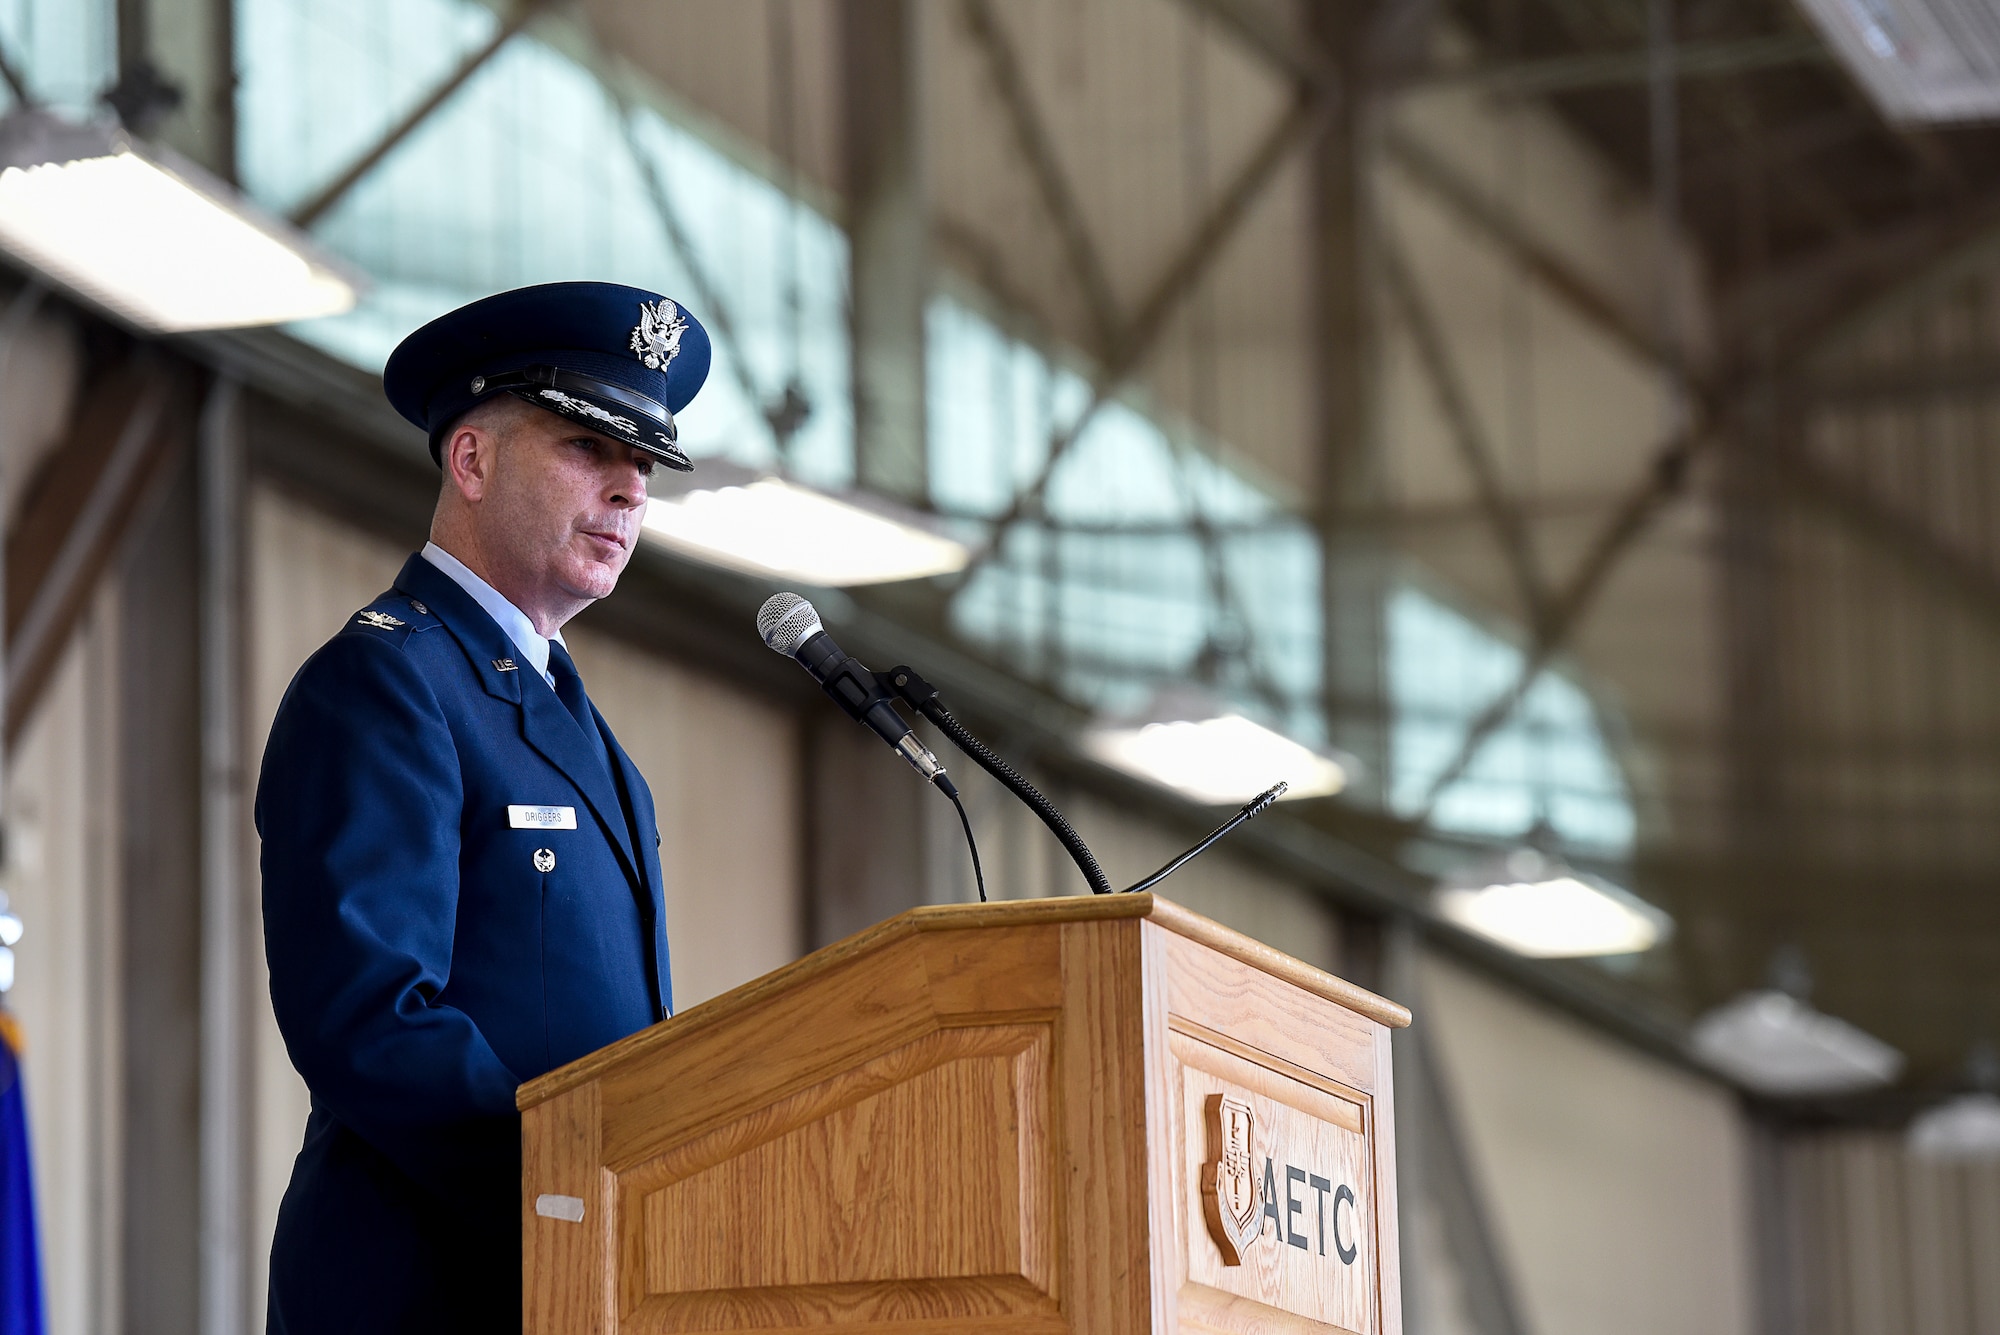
[1658,262,2000,1080]
[1781,1132,2000,1335]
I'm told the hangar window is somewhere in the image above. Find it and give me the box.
[1387,586,1636,856]
[230,0,1634,849]
[931,296,1326,746]
[0,0,113,118]
[237,0,855,489]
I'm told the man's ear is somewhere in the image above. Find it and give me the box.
[443,423,494,503]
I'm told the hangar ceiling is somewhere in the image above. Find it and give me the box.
[578,0,2000,1089]
[265,0,2000,1091]
[8,0,1995,1096]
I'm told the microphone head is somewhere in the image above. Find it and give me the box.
[757,592,824,656]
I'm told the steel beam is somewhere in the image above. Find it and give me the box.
[958,0,1121,359]
[1178,0,1332,92]
[5,362,188,745]
[952,88,1333,581]
[1781,194,2000,368]
[288,0,556,229]
[603,79,772,429]
[1371,0,1444,85]
[1411,245,2000,820]
[1683,109,1868,195]
[842,0,929,505]
[1413,419,1702,816]
[196,375,250,1335]
[1417,32,1827,96]
[1304,0,1391,802]
[1378,229,1550,631]
[1409,180,2000,821]
[1119,91,1329,368]
[1768,438,2000,638]
[1385,127,1670,370]
[1181,0,1671,374]
[1794,355,2000,406]
[1197,0,2000,852]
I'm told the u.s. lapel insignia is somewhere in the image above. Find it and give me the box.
[355,610,405,630]
[1202,1093,1261,1265]
[408,600,428,615]
[629,298,688,371]
[492,658,519,672]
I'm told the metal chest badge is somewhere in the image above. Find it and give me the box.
[1202,1093,1261,1265]
[355,610,405,630]
[629,298,689,371]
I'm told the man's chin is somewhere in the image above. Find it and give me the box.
[556,558,625,603]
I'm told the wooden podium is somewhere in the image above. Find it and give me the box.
[517,893,1411,1335]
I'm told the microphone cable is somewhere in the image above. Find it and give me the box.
[940,780,987,903]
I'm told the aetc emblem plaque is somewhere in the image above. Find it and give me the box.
[1200,1093,1261,1264]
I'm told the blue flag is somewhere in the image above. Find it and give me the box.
[0,1012,43,1335]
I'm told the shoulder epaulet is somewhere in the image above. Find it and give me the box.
[346,593,440,639]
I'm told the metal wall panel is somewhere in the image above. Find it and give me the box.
[1781,1132,2000,1335]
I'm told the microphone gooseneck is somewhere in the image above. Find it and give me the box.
[760,594,1285,902]
[1118,782,1288,895]
[882,666,1113,896]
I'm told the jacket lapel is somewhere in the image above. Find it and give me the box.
[600,717,672,1017]
[393,556,643,890]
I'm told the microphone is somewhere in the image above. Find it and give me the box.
[757,593,949,787]
[760,594,1278,901]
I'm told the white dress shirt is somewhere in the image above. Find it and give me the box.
[421,541,564,689]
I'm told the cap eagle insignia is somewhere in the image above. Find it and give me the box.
[630,298,689,372]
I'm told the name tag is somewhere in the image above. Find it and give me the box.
[508,805,576,830]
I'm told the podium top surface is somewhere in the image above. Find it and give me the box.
[517,892,1411,1110]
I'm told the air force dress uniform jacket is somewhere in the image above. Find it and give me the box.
[259,281,712,1332]
[258,554,671,1331]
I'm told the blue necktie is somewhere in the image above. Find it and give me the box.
[546,641,612,777]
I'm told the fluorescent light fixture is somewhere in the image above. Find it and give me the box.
[1085,689,1348,806]
[1909,1093,2000,1160]
[640,462,969,587]
[1691,990,1903,1097]
[0,109,358,332]
[1910,1046,2000,1159]
[1796,0,2000,123]
[1435,848,1669,958]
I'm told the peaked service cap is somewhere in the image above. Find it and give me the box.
[383,281,712,471]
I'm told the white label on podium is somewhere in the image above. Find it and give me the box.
[535,1193,586,1222]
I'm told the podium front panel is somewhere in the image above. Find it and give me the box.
[520,895,1406,1335]
[1145,922,1400,1335]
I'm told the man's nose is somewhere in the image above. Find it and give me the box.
[606,461,648,507]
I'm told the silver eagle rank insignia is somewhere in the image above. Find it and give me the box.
[629,298,689,372]
[355,610,405,630]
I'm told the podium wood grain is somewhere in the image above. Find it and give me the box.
[519,894,1410,1334]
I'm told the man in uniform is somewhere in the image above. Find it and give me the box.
[257,281,711,1332]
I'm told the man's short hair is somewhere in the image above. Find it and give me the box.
[441,393,536,451]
